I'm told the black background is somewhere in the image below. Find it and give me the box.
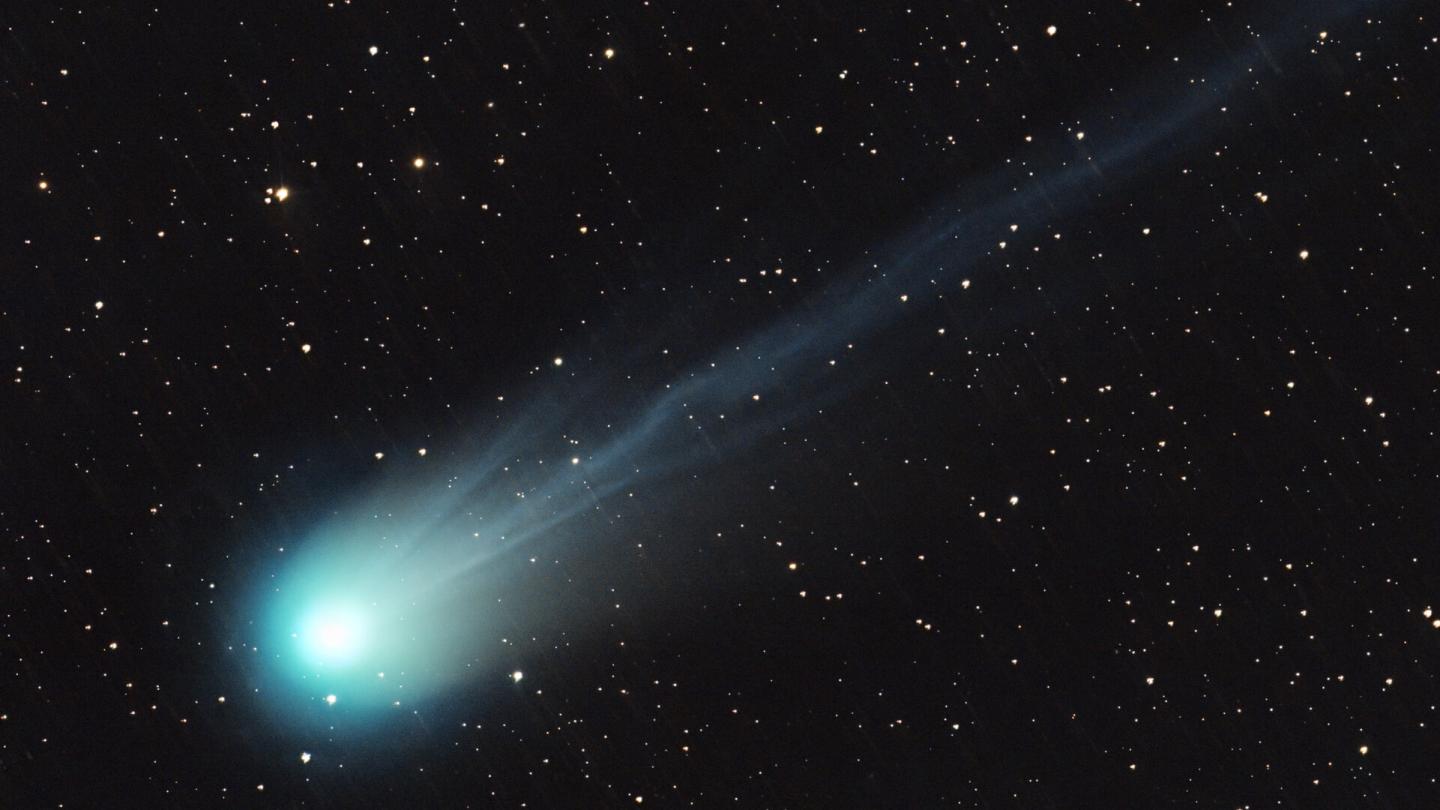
[5,0,1440,806]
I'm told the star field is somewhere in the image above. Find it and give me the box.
[5,0,1440,807]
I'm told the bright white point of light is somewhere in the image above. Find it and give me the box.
[553,356,564,367]
[1359,745,1369,755]
[300,343,312,354]
[1075,131,1085,140]
[368,45,379,56]
[1142,227,1152,235]
[37,179,49,191]
[318,622,351,651]
[418,447,428,456]
[1213,608,1224,618]
[1319,31,1329,40]
[1299,249,1310,260]
[1008,495,1019,506]
[604,48,616,59]
[274,186,290,202]
[1046,25,1058,36]
[961,279,971,289]
[325,694,338,705]
[374,451,385,460]
[94,300,105,311]
[571,457,580,465]
[270,120,280,130]
[511,670,524,683]
[299,606,367,668]
[299,752,312,764]
[413,156,426,169]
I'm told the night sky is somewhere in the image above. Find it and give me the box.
[5,0,1440,807]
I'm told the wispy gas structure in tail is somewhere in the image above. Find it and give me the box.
[250,0,1372,721]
